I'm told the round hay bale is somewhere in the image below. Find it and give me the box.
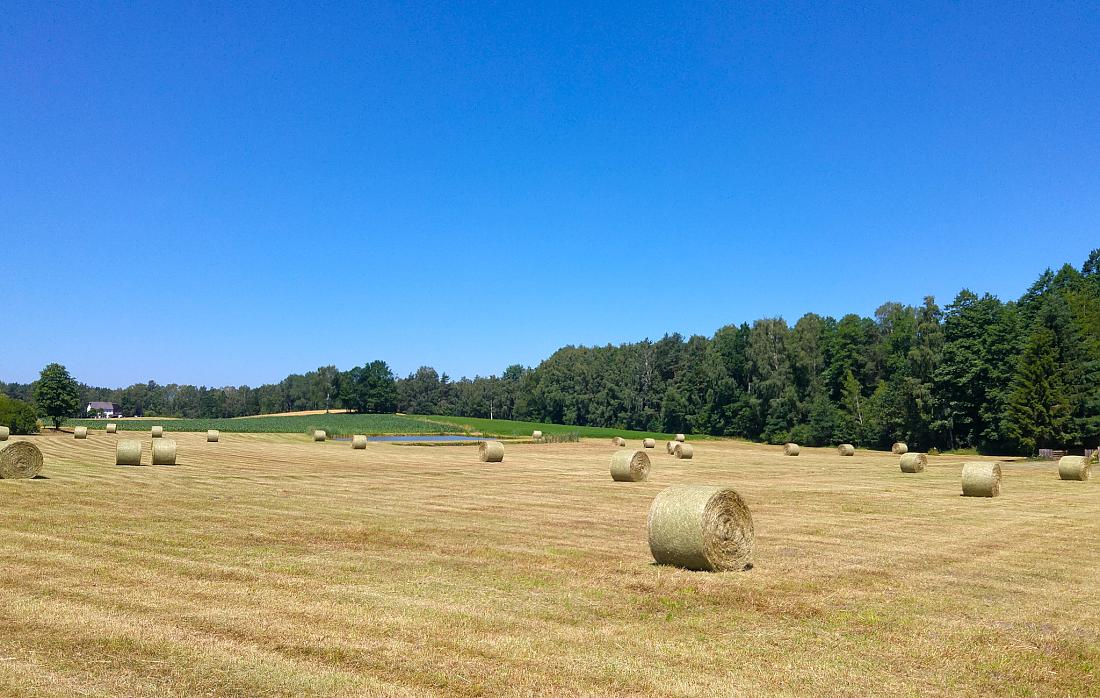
[674,443,694,459]
[962,461,1001,497]
[0,426,8,441]
[74,426,88,439]
[116,440,142,466]
[612,437,626,447]
[647,485,754,572]
[0,441,43,479]
[610,449,650,482]
[532,430,543,440]
[152,439,177,465]
[105,423,117,434]
[313,430,326,442]
[783,443,800,456]
[478,440,504,462]
[900,452,927,473]
[892,442,908,455]
[666,441,676,454]
[837,444,855,456]
[675,433,686,443]
[352,435,368,449]
[1058,455,1091,481]
[643,438,656,449]
[207,430,220,443]
[151,426,164,438]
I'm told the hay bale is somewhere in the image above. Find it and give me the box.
[647,485,754,572]
[0,441,43,479]
[675,434,686,442]
[784,443,800,456]
[674,443,694,459]
[962,461,1001,497]
[532,430,543,440]
[612,437,626,447]
[152,439,177,465]
[643,438,656,449]
[151,426,164,438]
[1058,455,1091,481]
[116,440,142,466]
[666,441,676,454]
[837,444,855,456]
[313,430,326,442]
[0,426,8,441]
[352,435,367,449]
[892,442,908,455]
[207,430,220,443]
[106,423,117,434]
[610,449,650,482]
[74,426,88,439]
[478,440,504,462]
[900,452,927,473]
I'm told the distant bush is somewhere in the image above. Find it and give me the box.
[928,447,940,456]
[0,395,40,434]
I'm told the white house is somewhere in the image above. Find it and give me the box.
[86,401,121,418]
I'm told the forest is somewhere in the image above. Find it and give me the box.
[4,250,1098,454]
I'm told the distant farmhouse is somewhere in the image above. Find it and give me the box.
[86,401,122,418]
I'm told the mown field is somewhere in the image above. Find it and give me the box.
[406,414,682,440]
[62,414,466,436]
[63,413,681,440]
[1,432,1097,696]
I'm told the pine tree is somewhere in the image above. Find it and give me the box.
[1005,327,1076,454]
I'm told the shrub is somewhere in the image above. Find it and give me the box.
[0,395,40,435]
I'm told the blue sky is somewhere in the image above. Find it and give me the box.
[2,1,1097,387]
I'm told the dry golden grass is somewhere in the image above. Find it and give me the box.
[1,433,1098,697]
[235,409,352,419]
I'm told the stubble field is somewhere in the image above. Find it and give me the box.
[1,432,1097,696]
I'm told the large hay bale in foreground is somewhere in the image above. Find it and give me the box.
[0,426,8,441]
[151,426,164,438]
[478,440,504,462]
[532,430,543,440]
[0,441,43,479]
[675,433,686,443]
[673,443,694,460]
[892,442,908,455]
[74,426,88,439]
[900,452,927,473]
[610,450,650,482]
[784,443,800,456]
[1058,455,1091,481]
[643,438,656,449]
[313,430,326,442]
[962,461,1001,497]
[352,435,368,449]
[152,439,177,465]
[106,423,117,434]
[837,444,855,456]
[647,485,754,572]
[612,437,626,447]
[207,430,220,443]
[116,440,142,466]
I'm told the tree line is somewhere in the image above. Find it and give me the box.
[3,250,1098,454]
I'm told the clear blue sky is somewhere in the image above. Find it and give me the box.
[2,1,1097,388]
